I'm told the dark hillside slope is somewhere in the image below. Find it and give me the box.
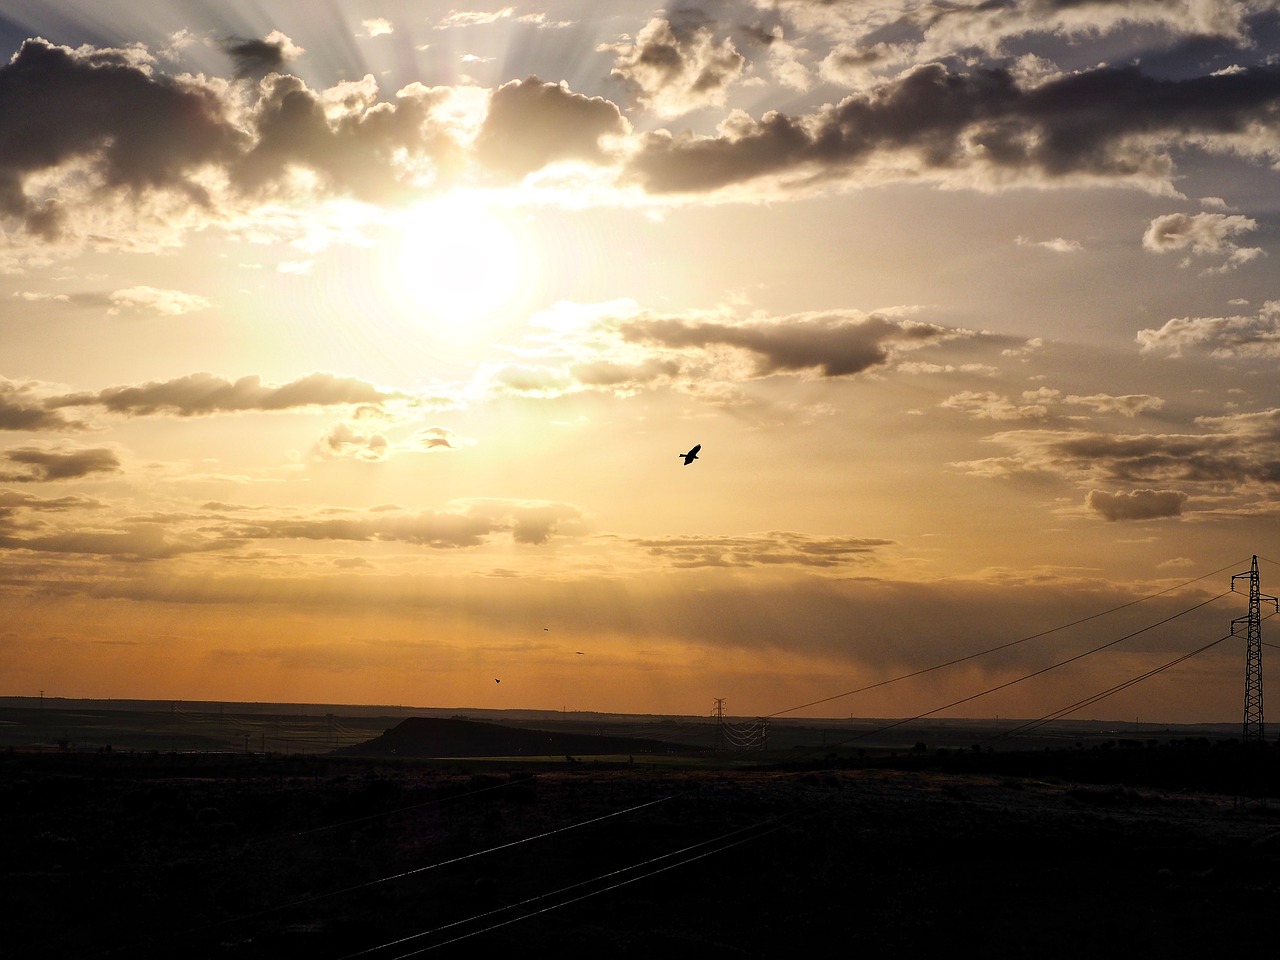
[342,716,702,758]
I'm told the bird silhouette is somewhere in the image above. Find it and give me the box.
[494,678,501,684]
[679,443,701,465]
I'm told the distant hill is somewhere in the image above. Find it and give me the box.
[342,716,703,758]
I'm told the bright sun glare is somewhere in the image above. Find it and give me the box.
[396,195,526,334]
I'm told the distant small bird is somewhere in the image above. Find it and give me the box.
[494,678,501,684]
[576,651,585,655]
[679,443,701,466]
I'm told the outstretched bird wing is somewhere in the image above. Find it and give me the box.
[688,443,701,457]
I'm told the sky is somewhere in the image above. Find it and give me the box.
[3,0,1280,724]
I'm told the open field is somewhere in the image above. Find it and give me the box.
[6,701,1280,958]
[0,696,1245,757]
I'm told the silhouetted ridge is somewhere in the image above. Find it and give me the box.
[342,716,700,758]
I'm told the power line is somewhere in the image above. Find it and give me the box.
[790,589,1233,757]
[93,794,677,959]
[766,558,1247,719]
[343,802,830,958]
[983,628,1249,747]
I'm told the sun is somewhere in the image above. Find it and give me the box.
[395,194,528,336]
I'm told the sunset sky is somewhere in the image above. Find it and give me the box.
[4,1,1280,724]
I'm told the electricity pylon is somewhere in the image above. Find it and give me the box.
[1232,556,1278,745]
[712,698,726,752]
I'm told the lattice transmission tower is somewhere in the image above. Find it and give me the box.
[1232,555,1278,745]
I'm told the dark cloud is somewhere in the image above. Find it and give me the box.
[473,77,628,180]
[0,37,461,236]
[223,38,286,78]
[961,416,1280,489]
[1048,432,1274,484]
[0,379,83,431]
[626,62,1280,194]
[620,311,965,377]
[48,372,402,417]
[0,38,245,236]
[1086,489,1188,521]
[0,445,121,482]
[221,33,297,79]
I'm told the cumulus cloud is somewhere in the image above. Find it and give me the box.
[0,38,481,253]
[915,0,1256,57]
[602,16,747,118]
[361,19,394,38]
[7,34,1280,258]
[0,444,121,482]
[955,417,1280,489]
[619,310,968,378]
[0,378,85,431]
[222,30,304,79]
[0,38,246,240]
[472,77,629,180]
[1142,212,1263,271]
[569,358,682,390]
[1137,301,1280,358]
[483,302,986,400]
[780,0,1258,73]
[47,372,403,417]
[1086,489,1189,522]
[228,72,461,203]
[625,62,1280,197]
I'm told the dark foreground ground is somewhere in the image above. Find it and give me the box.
[7,745,1280,959]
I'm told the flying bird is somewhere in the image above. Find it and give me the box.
[679,443,701,466]
[494,678,501,684]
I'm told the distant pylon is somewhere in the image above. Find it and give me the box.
[1232,556,1278,745]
